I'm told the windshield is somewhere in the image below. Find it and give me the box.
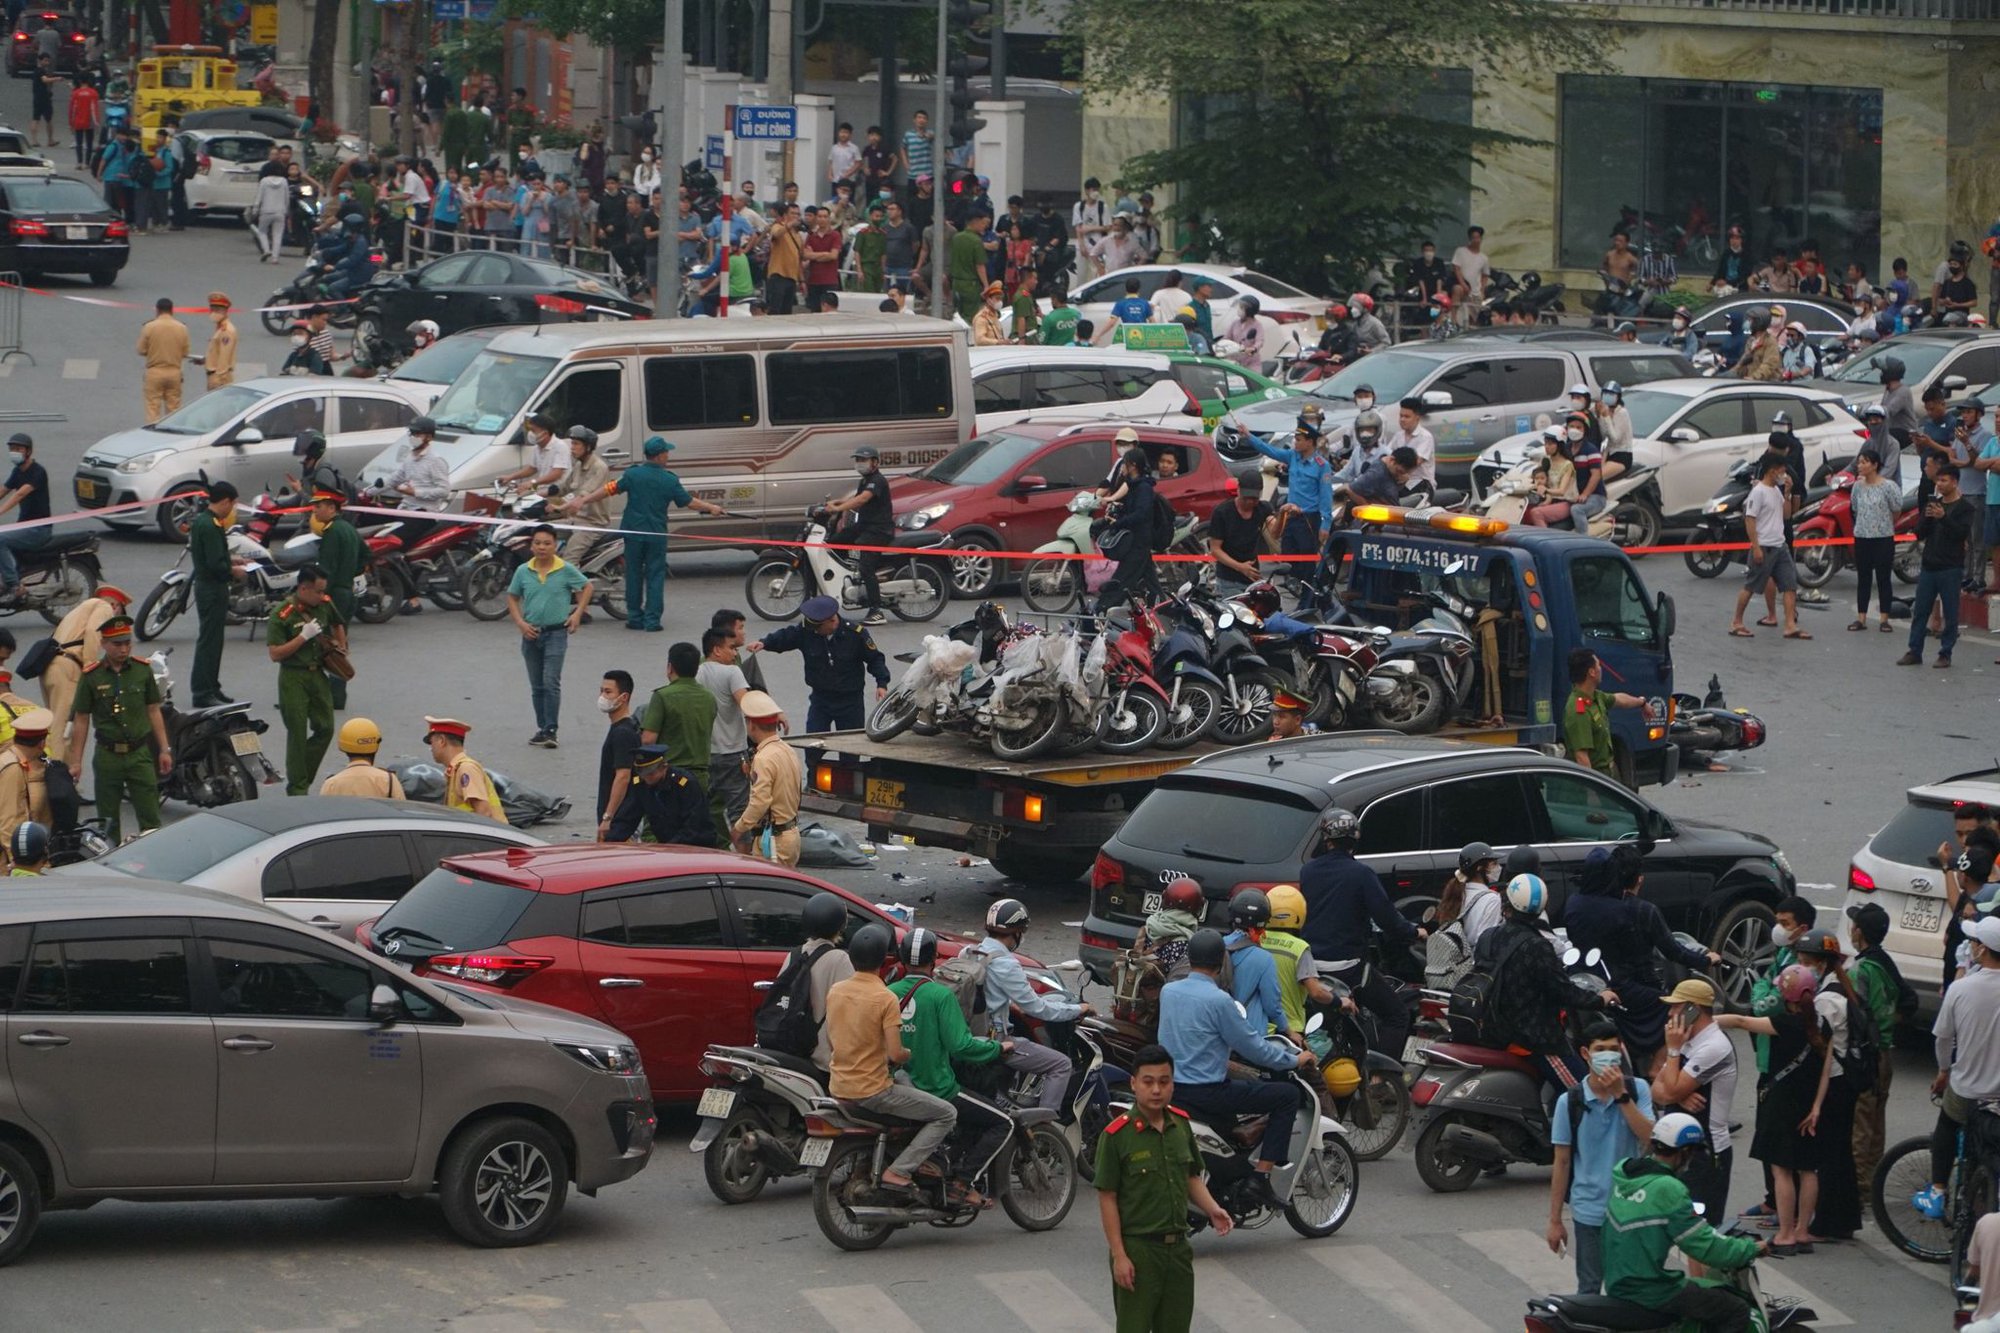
[7,179,109,214]
[392,333,493,386]
[921,431,1048,486]
[1235,271,1313,299]
[1620,387,1698,438]
[428,350,557,434]
[1117,786,1319,861]
[519,259,616,294]
[149,384,265,436]
[98,813,268,881]
[1870,800,1960,869]
[1307,350,1437,404]
[1831,340,1951,385]
[370,867,541,958]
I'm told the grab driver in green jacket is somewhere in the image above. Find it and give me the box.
[1602,1112,1767,1332]
[888,927,1017,1208]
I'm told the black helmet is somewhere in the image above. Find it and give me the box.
[409,415,437,435]
[9,821,48,866]
[802,891,846,940]
[851,446,880,461]
[1319,806,1360,844]
[1501,844,1542,881]
[986,898,1030,933]
[847,923,891,971]
[1458,841,1498,878]
[4,432,29,449]
[1228,888,1272,930]
[1880,357,1906,384]
[293,428,326,460]
[1186,928,1227,971]
[896,926,938,970]
[567,425,598,449]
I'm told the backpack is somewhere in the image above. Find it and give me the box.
[13,634,71,680]
[1834,988,1882,1093]
[1447,926,1530,1045]
[753,939,833,1057]
[1562,1076,1640,1192]
[177,143,198,182]
[932,947,994,1035]
[1150,491,1176,552]
[130,149,156,188]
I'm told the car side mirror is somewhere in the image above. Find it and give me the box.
[230,427,265,447]
[1657,590,1676,639]
[1943,375,1969,392]
[368,982,405,1026]
[1668,427,1699,444]
[1014,473,1049,494]
[1422,390,1451,408]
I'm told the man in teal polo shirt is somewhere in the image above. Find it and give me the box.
[606,436,726,632]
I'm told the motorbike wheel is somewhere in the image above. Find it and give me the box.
[1364,670,1446,735]
[1211,668,1287,745]
[865,687,921,742]
[998,1123,1077,1233]
[357,566,404,624]
[425,548,474,611]
[811,1141,894,1252]
[260,291,291,335]
[1684,526,1730,579]
[1095,688,1167,755]
[745,558,807,622]
[701,1111,773,1205]
[1612,497,1663,552]
[135,579,190,641]
[1894,537,1920,585]
[1154,677,1222,749]
[461,559,513,622]
[594,554,627,623]
[38,560,96,626]
[887,560,947,623]
[1413,1115,1481,1194]
[1796,542,1841,590]
[352,314,385,369]
[1345,1072,1413,1162]
[1284,1135,1360,1238]
[1019,557,1080,615]
[989,696,1068,762]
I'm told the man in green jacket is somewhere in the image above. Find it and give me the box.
[307,481,362,710]
[639,640,714,794]
[889,927,1014,1207]
[1602,1113,1765,1332]
[187,481,242,708]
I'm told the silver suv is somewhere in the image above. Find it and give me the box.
[0,879,654,1264]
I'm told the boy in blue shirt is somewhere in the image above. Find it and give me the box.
[1223,888,1293,1042]
[1548,1021,1657,1295]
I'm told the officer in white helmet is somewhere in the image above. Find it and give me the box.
[1599,1112,1766,1331]
[1476,873,1619,1093]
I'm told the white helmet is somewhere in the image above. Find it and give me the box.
[407,318,440,348]
[1652,1111,1707,1151]
[1504,872,1549,916]
[1214,338,1244,358]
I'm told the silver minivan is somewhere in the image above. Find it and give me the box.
[0,879,653,1264]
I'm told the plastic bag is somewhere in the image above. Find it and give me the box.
[797,820,872,868]
[903,634,978,716]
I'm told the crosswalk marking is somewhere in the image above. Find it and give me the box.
[804,1284,927,1333]
[1758,1264,1851,1328]
[1311,1243,1494,1332]
[1462,1226,1576,1297]
[62,358,98,379]
[1192,1259,1307,1332]
[438,1317,540,1333]
[978,1270,1112,1333]
[240,360,269,379]
[630,1297,734,1333]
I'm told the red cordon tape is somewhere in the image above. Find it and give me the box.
[2,281,357,317]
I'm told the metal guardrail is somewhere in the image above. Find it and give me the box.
[0,272,30,367]
[1596,0,2000,18]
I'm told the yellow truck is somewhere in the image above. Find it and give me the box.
[132,46,258,133]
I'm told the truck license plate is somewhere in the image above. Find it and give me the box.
[696,1088,736,1119]
[865,778,904,810]
[1142,892,1162,914]
[229,731,262,757]
[1901,897,1943,934]
[801,1137,833,1168]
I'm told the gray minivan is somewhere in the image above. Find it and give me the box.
[0,880,653,1263]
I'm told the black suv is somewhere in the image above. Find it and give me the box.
[0,169,127,284]
[1083,734,1793,1005]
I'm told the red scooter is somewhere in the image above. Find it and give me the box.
[1793,468,1923,591]
[1094,613,1174,754]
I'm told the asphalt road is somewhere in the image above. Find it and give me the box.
[0,79,1989,1332]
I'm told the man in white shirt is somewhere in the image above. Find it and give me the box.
[1071,177,1110,280]
[696,624,752,830]
[497,411,568,494]
[1385,397,1437,488]
[1729,452,1803,638]
[1150,270,1189,326]
[827,121,862,194]
[1451,225,1492,306]
[1651,979,1738,1225]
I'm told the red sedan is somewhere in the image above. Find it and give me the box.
[359,845,980,1101]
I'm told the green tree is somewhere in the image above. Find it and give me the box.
[1059,0,1609,292]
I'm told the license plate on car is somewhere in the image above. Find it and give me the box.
[75,478,97,499]
[865,777,904,810]
[801,1137,833,1168]
[696,1088,736,1119]
[229,731,262,757]
[65,226,88,241]
[1142,891,1162,914]
[1901,897,1943,934]
[1403,1037,1434,1065]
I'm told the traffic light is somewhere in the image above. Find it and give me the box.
[945,0,992,147]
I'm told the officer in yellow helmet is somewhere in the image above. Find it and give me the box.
[1262,884,1339,1036]
[318,716,406,798]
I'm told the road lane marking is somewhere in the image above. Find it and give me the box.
[1310,1243,1493,1331]
[1192,1259,1306,1332]
[631,1297,733,1333]
[62,358,98,379]
[978,1270,1112,1333]
[804,1284,926,1333]
[1462,1226,1574,1296]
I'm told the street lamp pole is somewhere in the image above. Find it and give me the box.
[655,0,687,318]
[929,0,949,320]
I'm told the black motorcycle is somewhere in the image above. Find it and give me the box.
[0,533,100,626]
[145,649,281,806]
[1670,673,1767,766]
[261,257,368,335]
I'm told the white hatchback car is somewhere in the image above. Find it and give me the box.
[1844,768,2000,1007]
[970,346,1207,434]
[73,377,436,538]
[1000,263,1327,361]
[1469,378,1867,531]
[174,127,278,221]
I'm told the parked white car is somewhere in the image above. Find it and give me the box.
[970,346,1207,435]
[73,377,436,539]
[174,127,278,221]
[1469,378,1866,529]
[999,262,1326,362]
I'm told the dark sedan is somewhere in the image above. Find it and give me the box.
[8,11,84,77]
[353,251,647,364]
[0,169,128,284]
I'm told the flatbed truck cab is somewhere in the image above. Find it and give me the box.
[134,46,257,133]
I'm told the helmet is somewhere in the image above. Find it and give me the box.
[1771,410,1792,427]
[1880,357,1906,383]
[295,428,327,461]
[1297,401,1325,423]
[1504,873,1549,916]
[802,891,847,940]
[1328,302,1349,321]
[1602,380,1625,398]
[1228,887,1272,930]
[410,415,438,435]
[847,923,891,971]
[1861,402,1887,421]
[1353,410,1383,441]
[986,898,1030,933]
[1322,1057,1363,1099]
[1236,294,1261,317]
[1432,293,1452,310]
[1185,928,1227,971]
[1502,845,1542,881]
[1162,877,1205,915]
[1568,382,1591,400]
[1352,293,1375,313]
[8,821,48,867]
[567,425,599,450]
[407,318,440,345]
[336,717,382,755]
[1319,807,1360,844]
[1777,963,1818,1003]
[1268,884,1306,931]
[343,212,366,232]
[1651,1111,1707,1151]
[897,926,938,970]
[852,446,880,461]
[1066,491,1101,515]
[1458,841,1498,878]
[1786,320,1808,335]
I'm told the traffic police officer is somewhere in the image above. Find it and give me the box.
[605,743,716,845]
[747,594,889,731]
[318,717,405,798]
[0,706,52,862]
[188,480,243,708]
[730,690,804,866]
[308,481,363,709]
[424,716,506,822]
[1094,1043,1232,1333]
[68,614,171,843]
[266,564,345,795]
[41,582,131,764]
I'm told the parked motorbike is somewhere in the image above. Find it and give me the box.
[691,1043,829,1204]
[0,532,100,626]
[1312,591,1473,735]
[1684,457,1845,580]
[145,650,281,806]
[1476,454,1667,549]
[1127,593,1227,746]
[1526,1220,1816,1331]
[746,506,948,623]
[1220,584,1380,730]
[868,605,1097,761]
[1793,465,1924,589]
[1161,584,1293,743]
[1021,493,1112,616]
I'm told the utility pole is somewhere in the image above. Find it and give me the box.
[655,0,686,318]
[929,0,949,320]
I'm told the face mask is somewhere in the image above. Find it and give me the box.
[1428,307,1440,319]
[1589,1050,1622,1077]
[291,333,308,347]
[7,452,21,466]
[1354,395,1374,411]
[596,694,619,714]
[1771,925,1796,948]
[1566,428,1584,442]
[1673,317,1688,329]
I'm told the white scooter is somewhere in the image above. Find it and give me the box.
[1021,492,1114,615]
[743,505,949,623]
[1475,453,1662,548]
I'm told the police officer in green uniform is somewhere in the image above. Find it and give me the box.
[1094,1044,1233,1333]
[1561,647,1651,783]
[68,615,171,843]
[266,565,346,795]
[307,480,362,710]
[188,481,243,708]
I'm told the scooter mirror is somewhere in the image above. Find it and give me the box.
[1177,581,1193,597]
[1305,1011,1324,1035]
[1422,906,1438,924]
[1562,947,1581,967]
[1584,948,1603,969]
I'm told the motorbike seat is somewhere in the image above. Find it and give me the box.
[758,1048,830,1085]
[39,531,95,555]
[179,701,255,724]
[1423,1042,1540,1077]
[271,542,318,571]
[1430,488,1467,510]
[835,1099,932,1130]
[1541,1293,1674,1330]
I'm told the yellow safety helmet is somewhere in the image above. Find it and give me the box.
[1323,1057,1362,1099]
[337,717,383,756]
[1268,884,1306,931]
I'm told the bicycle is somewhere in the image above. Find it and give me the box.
[1870,1096,1996,1282]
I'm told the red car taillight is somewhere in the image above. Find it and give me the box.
[1082,930,1121,952]
[1267,309,1311,324]
[197,153,211,176]
[1849,863,1877,894]
[535,293,586,314]
[9,219,47,238]
[1091,852,1122,891]
[425,952,552,986]
[105,220,129,239]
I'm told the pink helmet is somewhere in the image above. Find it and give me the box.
[1777,963,1818,1004]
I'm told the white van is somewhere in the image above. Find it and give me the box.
[358,315,974,540]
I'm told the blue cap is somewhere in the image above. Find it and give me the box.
[801,595,839,621]
[632,743,668,770]
[643,435,673,456]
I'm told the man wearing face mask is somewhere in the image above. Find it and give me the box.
[1350,295,1390,353]
[1649,978,1737,1228]
[0,434,50,608]
[386,417,452,615]
[1425,293,1459,341]
[1935,245,1979,324]
[820,447,895,625]
[1409,240,1450,304]
[1549,1021,1656,1296]
[497,410,566,495]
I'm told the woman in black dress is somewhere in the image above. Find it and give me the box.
[1559,845,1719,1074]
[1719,964,1831,1255]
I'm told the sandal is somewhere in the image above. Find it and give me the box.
[1756,617,1779,627]
[1880,620,1895,632]
[1784,629,1812,640]
[1847,620,1866,631]
[1728,627,1754,637]
[946,1181,992,1209]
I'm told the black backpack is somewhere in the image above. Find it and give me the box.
[1835,989,1882,1093]
[753,940,833,1057]
[13,635,67,680]
[131,149,157,188]
[1150,490,1176,552]
[1447,926,1529,1044]
[1563,1076,1640,1178]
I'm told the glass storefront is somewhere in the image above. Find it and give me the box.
[1558,76,1882,280]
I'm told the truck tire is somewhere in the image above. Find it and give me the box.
[989,842,1095,885]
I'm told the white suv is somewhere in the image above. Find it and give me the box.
[1843,767,2000,1007]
